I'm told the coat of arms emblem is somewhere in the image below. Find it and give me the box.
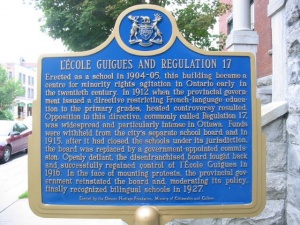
[128,14,163,47]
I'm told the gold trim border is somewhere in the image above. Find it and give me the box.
[28,4,266,225]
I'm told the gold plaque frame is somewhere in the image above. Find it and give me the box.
[28,4,266,225]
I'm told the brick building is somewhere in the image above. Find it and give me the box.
[219,0,272,78]
[1,61,37,119]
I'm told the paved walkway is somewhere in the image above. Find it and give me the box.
[0,152,28,213]
[0,154,124,225]
[0,199,124,225]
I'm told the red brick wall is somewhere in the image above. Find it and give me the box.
[219,0,272,78]
[254,0,272,78]
[219,0,232,36]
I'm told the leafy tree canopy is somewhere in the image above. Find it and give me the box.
[31,0,230,51]
[0,65,25,120]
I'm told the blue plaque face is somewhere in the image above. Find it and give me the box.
[29,4,265,220]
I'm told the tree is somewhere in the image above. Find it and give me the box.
[31,0,230,51]
[174,0,230,50]
[0,65,25,120]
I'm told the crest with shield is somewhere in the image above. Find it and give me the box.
[128,14,163,47]
[139,23,153,40]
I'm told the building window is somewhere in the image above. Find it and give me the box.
[22,74,26,84]
[8,71,13,79]
[22,89,26,97]
[227,16,233,35]
[19,73,22,81]
[250,0,254,30]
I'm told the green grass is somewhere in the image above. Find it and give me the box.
[19,191,28,199]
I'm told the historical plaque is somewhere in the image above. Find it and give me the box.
[29,4,266,225]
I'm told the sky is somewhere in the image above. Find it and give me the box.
[0,0,68,63]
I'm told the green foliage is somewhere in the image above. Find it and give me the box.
[32,0,230,51]
[0,65,25,119]
[175,0,231,50]
[19,190,29,199]
[0,110,14,120]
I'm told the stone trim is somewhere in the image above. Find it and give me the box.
[261,101,288,126]
[268,0,286,17]
[226,30,259,47]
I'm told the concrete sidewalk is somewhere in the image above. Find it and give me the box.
[0,154,124,225]
[0,198,124,225]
